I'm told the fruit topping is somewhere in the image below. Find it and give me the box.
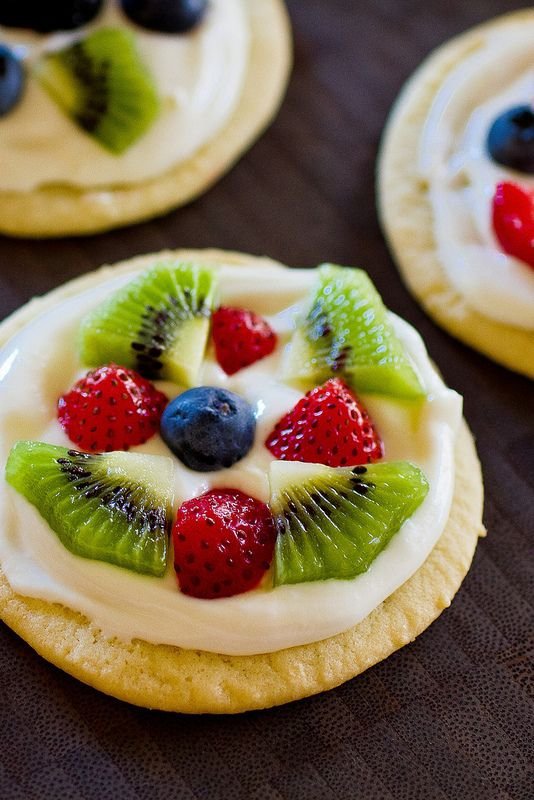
[283,265,425,399]
[79,262,218,386]
[121,0,208,34]
[492,181,534,270]
[161,387,256,472]
[269,460,429,586]
[0,0,103,32]
[173,489,276,598]
[0,44,25,117]
[265,378,383,467]
[212,306,277,376]
[35,27,159,154]
[6,442,174,576]
[58,364,167,453]
[487,105,534,174]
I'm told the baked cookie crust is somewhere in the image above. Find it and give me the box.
[0,1,292,238]
[0,249,485,714]
[378,10,534,380]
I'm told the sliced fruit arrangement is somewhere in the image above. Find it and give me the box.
[283,264,425,399]
[121,0,208,34]
[58,364,167,452]
[6,442,174,576]
[161,386,256,472]
[79,262,218,386]
[265,378,383,467]
[173,489,276,599]
[0,0,104,33]
[270,460,429,586]
[0,44,25,117]
[35,27,160,154]
[212,306,277,375]
[492,181,534,270]
[4,260,433,597]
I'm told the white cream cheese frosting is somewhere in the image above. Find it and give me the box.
[0,262,461,656]
[0,0,249,190]
[419,24,534,330]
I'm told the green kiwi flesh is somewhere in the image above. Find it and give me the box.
[283,264,425,399]
[79,262,218,386]
[5,442,174,577]
[270,460,429,586]
[35,27,160,154]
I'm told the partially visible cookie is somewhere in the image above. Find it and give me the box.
[0,250,485,714]
[0,1,291,237]
[378,10,534,379]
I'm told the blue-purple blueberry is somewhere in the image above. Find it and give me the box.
[160,387,256,472]
[121,0,208,34]
[0,45,25,117]
[487,105,534,174]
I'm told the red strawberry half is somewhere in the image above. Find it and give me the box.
[212,306,277,375]
[265,378,383,467]
[58,364,167,452]
[492,181,534,269]
[173,489,276,599]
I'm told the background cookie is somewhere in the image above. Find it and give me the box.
[0,249,485,714]
[0,1,292,238]
[378,10,534,380]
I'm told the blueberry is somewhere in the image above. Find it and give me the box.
[0,1,103,32]
[487,105,534,174]
[121,0,208,34]
[160,387,256,472]
[0,46,25,117]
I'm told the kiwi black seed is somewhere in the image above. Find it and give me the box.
[269,460,429,586]
[283,264,426,399]
[35,27,160,154]
[6,441,174,577]
[79,261,218,386]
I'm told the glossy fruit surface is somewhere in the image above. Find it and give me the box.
[173,489,276,598]
[58,364,167,452]
[487,105,534,173]
[0,1,103,32]
[160,387,256,472]
[270,460,429,586]
[36,27,160,155]
[0,45,25,117]
[121,0,208,34]
[212,307,277,375]
[6,442,174,576]
[80,262,217,385]
[492,181,534,270]
[283,265,425,399]
[265,378,383,467]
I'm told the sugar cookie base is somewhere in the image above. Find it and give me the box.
[0,0,292,238]
[378,10,534,379]
[0,249,485,713]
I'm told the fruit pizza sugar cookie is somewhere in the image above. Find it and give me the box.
[0,249,484,713]
[0,1,291,237]
[378,10,534,378]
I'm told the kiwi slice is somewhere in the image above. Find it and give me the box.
[35,27,160,154]
[5,441,174,577]
[283,264,425,399]
[270,460,429,586]
[79,261,218,386]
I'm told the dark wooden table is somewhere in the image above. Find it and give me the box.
[1,2,533,798]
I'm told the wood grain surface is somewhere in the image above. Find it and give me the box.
[0,1,533,798]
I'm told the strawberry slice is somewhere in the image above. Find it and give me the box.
[212,306,277,375]
[58,364,167,452]
[265,378,383,467]
[173,489,276,599]
[492,181,534,269]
